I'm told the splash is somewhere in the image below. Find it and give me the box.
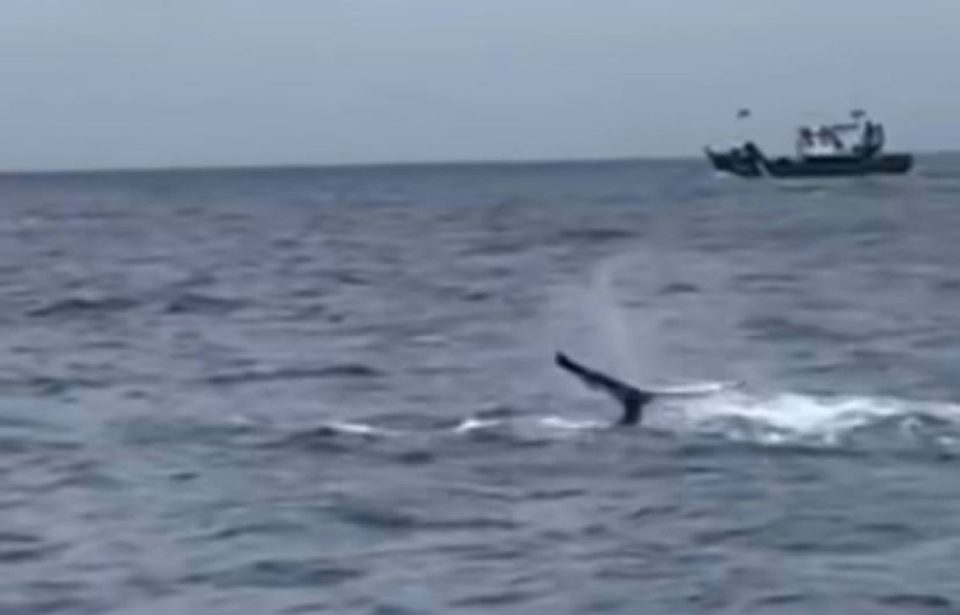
[665,390,960,447]
[546,250,960,449]
[264,395,960,454]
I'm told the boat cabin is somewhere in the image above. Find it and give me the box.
[796,120,885,159]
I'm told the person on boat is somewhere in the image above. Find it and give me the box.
[855,122,873,157]
[797,127,814,154]
[874,123,886,152]
[821,126,844,151]
[857,121,885,158]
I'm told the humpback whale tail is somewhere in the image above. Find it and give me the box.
[554,352,655,425]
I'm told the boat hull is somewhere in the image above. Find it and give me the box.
[706,148,913,178]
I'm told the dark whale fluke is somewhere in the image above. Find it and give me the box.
[554,352,655,425]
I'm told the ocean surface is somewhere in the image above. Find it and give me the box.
[3,157,960,614]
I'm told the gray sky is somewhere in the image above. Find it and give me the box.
[1,1,957,170]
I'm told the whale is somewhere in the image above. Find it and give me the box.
[555,352,734,425]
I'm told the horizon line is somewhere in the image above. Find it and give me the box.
[0,148,956,177]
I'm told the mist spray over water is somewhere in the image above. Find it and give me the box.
[586,253,644,379]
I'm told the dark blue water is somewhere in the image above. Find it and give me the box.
[3,158,960,613]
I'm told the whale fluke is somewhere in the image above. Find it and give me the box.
[554,352,655,425]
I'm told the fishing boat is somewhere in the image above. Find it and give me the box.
[705,112,913,178]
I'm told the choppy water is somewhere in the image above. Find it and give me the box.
[3,157,960,613]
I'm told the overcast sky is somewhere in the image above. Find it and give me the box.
[0,1,957,170]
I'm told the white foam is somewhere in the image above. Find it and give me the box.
[324,421,393,436]
[538,416,604,431]
[649,380,743,396]
[672,390,960,440]
[454,418,503,433]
